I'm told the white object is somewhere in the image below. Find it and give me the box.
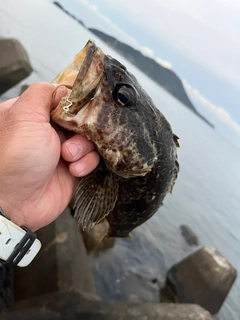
[0,214,41,267]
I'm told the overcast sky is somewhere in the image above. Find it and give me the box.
[56,0,240,142]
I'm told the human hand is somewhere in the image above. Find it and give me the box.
[0,82,99,231]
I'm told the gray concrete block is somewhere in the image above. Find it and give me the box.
[160,246,237,314]
[14,207,98,302]
[75,300,212,320]
[0,38,32,94]
[2,291,212,320]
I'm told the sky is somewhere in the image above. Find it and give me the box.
[53,0,240,148]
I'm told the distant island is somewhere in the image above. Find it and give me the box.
[89,29,213,127]
[53,1,213,128]
[53,1,85,27]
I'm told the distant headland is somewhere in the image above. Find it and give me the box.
[53,1,213,128]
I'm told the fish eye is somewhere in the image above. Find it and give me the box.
[112,84,137,107]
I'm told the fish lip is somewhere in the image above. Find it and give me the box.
[74,40,98,85]
[51,40,104,118]
[51,40,99,89]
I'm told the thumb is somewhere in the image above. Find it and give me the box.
[10,82,68,122]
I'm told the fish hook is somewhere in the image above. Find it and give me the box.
[51,83,73,113]
[63,95,73,113]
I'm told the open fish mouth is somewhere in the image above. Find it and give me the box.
[51,40,104,119]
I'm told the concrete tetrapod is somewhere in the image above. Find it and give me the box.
[160,246,237,314]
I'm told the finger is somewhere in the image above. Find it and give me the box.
[9,82,59,121]
[52,85,71,109]
[69,150,100,177]
[61,134,96,162]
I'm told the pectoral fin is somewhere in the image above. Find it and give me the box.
[73,161,119,230]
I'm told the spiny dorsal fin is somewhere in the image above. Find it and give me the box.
[168,160,180,194]
[173,134,180,148]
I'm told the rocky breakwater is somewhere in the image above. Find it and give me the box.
[83,220,237,318]
[160,246,237,315]
[1,209,212,320]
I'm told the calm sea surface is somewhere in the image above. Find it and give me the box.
[1,1,240,319]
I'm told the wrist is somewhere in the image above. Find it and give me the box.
[0,199,26,228]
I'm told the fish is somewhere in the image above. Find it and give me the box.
[51,40,179,238]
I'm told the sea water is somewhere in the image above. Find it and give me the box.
[1,1,240,319]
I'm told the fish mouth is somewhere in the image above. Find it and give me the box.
[51,40,104,121]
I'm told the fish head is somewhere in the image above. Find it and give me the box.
[51,40,159,178]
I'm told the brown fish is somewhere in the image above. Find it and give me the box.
[51,40,179,237]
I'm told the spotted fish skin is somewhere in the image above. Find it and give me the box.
[106,120,179,237]
[51,40,179,237]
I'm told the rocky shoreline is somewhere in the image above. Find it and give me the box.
[83,219,236,316]
[0,208,213,320]
[2,207,236,319]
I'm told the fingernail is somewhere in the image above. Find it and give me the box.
[52,85,68,109]
[66,143,82,159]
[73,162,86,176]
